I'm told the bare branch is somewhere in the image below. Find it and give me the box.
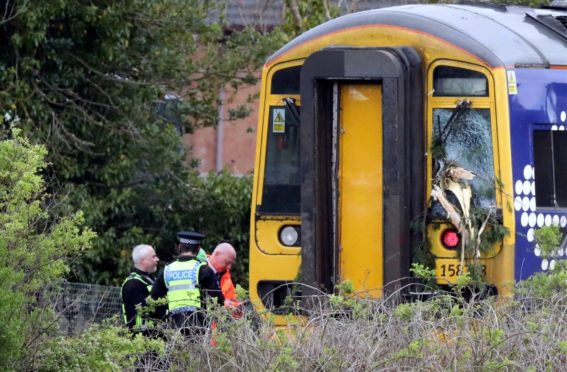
[0,0,28,27]
[285,0,303,29]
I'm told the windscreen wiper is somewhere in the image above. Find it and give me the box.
[283,97,301,124]
[438,99,471,144]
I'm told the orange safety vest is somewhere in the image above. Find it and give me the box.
[220,270,237,303]
[211,270,241,347]
[203,252,239,307]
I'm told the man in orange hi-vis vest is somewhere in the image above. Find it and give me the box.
[200,242,240,309]
[201,242,240,346]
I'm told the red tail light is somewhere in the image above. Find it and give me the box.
[441,229,461,249]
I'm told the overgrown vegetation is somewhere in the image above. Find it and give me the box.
[186,171,253,287]
[0,0,284,285]
[60,278,564,371]
[0,132,96,369]
[516,226,567,298]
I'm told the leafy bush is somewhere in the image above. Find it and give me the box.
[516,260,567,299]
[38,323,163,371]
[74,169,253,288]
[0,132,94,369]
[188,171,253,287]
[517,226,567,298]
[534,225,562,258]
[0,0,284,288]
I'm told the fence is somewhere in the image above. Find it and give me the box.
[54,281,122,334]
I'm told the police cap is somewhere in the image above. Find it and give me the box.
[176,231,205,246]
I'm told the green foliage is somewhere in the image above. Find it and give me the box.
[0,133,94,369]
[493,0,551,7]
[485,328,505,348]
[77,169,253,287]
[273,345,299,372]
[516,260,567,298]
[534,225,562,258]
[282,0,341,35]
[187,171,253,287]
[470,206,509,254]
[335,279,354,296]
[410,262,438,288]
[515,226,566,298]
[392,339,423,360]
[235,284,249,300]
[327,280,376,319]
[454,271,473,290]
[394,303,414,321]
[412,236,436,268]
[84,288,565,371]
[328,294,352,310]
[38,323,163,371]
[0,0,284,287]
[410,262,436,279]
[430,137,447,160]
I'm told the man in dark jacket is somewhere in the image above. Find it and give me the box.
[151,231,224,338]
[121,244,159,335]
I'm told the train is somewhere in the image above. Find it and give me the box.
[247,1,567,315]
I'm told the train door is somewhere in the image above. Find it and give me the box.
[299,47,424,301]
[338,83,383,297]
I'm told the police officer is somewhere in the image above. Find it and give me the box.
[121,244,159,335]
[151,231,224,337]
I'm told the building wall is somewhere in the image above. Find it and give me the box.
[184,83,259,175]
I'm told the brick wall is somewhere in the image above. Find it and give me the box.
[184,83,259,175]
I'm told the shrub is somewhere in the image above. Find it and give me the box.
[0,132,95,369]
[188,171,252,287]
[38,323,163,371]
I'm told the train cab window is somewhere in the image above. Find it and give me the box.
[433,108,496,207]
[259,105,301,214]
[533,130,567,208]
[271,66,301,94]
[434,66,488,97]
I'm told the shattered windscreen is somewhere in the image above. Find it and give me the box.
[433,108,496,207]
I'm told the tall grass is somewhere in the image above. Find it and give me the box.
[132,287,566,371]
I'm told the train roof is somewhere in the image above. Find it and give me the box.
[267,4,567,68]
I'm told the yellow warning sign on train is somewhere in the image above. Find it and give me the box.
[273,109,285,133]
[507,70,517,95]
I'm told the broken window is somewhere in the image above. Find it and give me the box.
[433,108,495,207]
[533,130,567,208]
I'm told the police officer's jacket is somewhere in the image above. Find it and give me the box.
[150,255,224,319]
[121,268,156,330]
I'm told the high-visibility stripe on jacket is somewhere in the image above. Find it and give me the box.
[121,272,153,329]
[164,259,205,314]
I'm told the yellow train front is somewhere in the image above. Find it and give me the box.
[248,3,567,316]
